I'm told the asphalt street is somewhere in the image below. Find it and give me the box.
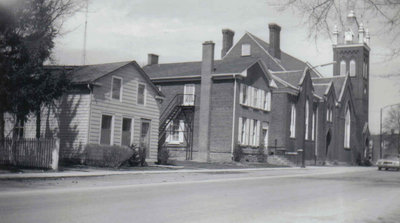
[0,167,399,223]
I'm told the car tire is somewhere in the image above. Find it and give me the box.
[378,167,381,170]
[385,168,388,171]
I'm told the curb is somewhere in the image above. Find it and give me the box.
[0,166,304,180]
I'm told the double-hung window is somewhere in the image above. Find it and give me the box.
[137,83,146,105]
[166,120,185,144]
[111,77,122,101]
[100,115,113,145]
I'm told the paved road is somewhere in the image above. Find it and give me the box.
[0,167,400,223]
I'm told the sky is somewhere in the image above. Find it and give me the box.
[51,0,400,134]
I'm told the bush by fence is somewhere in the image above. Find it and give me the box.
[0,138,59,170]
[83,144,135,168]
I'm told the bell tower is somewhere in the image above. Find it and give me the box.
[332,10,370,140]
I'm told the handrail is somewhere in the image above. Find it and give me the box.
[160,94,196,125]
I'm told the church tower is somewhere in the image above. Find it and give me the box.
[332,10,370,133]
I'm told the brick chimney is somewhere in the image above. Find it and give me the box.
[221,29,235,58]
[198,41,214,162]
[147,53,159,65]
[268,23,281,59]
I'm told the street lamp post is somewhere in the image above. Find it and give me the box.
[380,103,400,159]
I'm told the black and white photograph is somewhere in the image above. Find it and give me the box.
[1,0,400,222]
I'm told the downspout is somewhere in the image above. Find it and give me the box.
[231,76,238,158]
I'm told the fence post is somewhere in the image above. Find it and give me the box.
[51,138,60,170]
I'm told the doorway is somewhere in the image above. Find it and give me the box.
[140,119,151,158]
[326,130,331,157]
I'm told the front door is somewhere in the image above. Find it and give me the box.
[140,119,151,157]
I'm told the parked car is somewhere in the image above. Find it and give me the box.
[376,155,400,171]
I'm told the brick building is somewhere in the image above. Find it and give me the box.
[144,11,370,165]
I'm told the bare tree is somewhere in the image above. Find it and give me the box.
[383,105,400,154]
[277,0,400,58]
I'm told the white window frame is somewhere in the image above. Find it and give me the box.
[111,76,123,101]
[183,84,195,106]
[99,114,114,145]
[349,59,356,77]
[305,99,309,140]
[241,44,251,56]
[340,60,346,76]
[166,119,185,144]
[137,82,147,106]
[290,104,296,138]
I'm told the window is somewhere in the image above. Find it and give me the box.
[340,60,346,76]
[349,60,356,77]
[100,115,113,145]
[121,118,133,146]
[137,83,146,105]
[240,84,248,105]
[330,109,333,122]
[345,30,353,42]
[305,99,309,140]
[111,77,122,101]
[344,105,351,148]
[241,44,251,56]
[264,91,271,111]
[183,84,195,105]
[363,61,368,79]
[166,120,185,144]
[238,117,260,146]
[311,110,316,141]
[290,104,296,138]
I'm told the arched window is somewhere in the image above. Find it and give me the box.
[350,60,356,76]
[290,104,296,138]
[344,104,351,148]
[305,99,309,140]
[340,60,346,76]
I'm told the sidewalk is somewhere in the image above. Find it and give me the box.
[0,161,294,180]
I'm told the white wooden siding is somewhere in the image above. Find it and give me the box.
[88,64,160,160]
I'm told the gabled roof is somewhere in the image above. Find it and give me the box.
[143,57,260,79]
[45,61,164,97]
[313,83,331,97]
[312,76,346,99]
[270,70,303,87]
[247,33,308,72]
[69,61,132,84]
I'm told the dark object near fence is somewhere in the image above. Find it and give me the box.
[157,146,170,165]
[0,138,59,170]
[121,144,147,167]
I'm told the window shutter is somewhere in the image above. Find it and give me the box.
[258,90,263,109]
[256,120,260,146]
[240,84,244,104]
[247,86,252,106]
[249,119,254,146]
[179,120,185,143]
[238,117,243,144]
[245,119,250,145]
[266,92,271,111]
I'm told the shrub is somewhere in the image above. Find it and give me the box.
[83,144,134,168]
[233,144,243,162]
[157,146,170,165]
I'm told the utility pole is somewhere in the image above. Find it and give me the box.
[82,0,89,65]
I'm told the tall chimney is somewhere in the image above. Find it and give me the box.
[221,29,235,58]
[147,53,159,65]
[268,23,281,59]
[198,41,214,162]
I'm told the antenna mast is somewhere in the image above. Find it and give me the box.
[82,0,88,65]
